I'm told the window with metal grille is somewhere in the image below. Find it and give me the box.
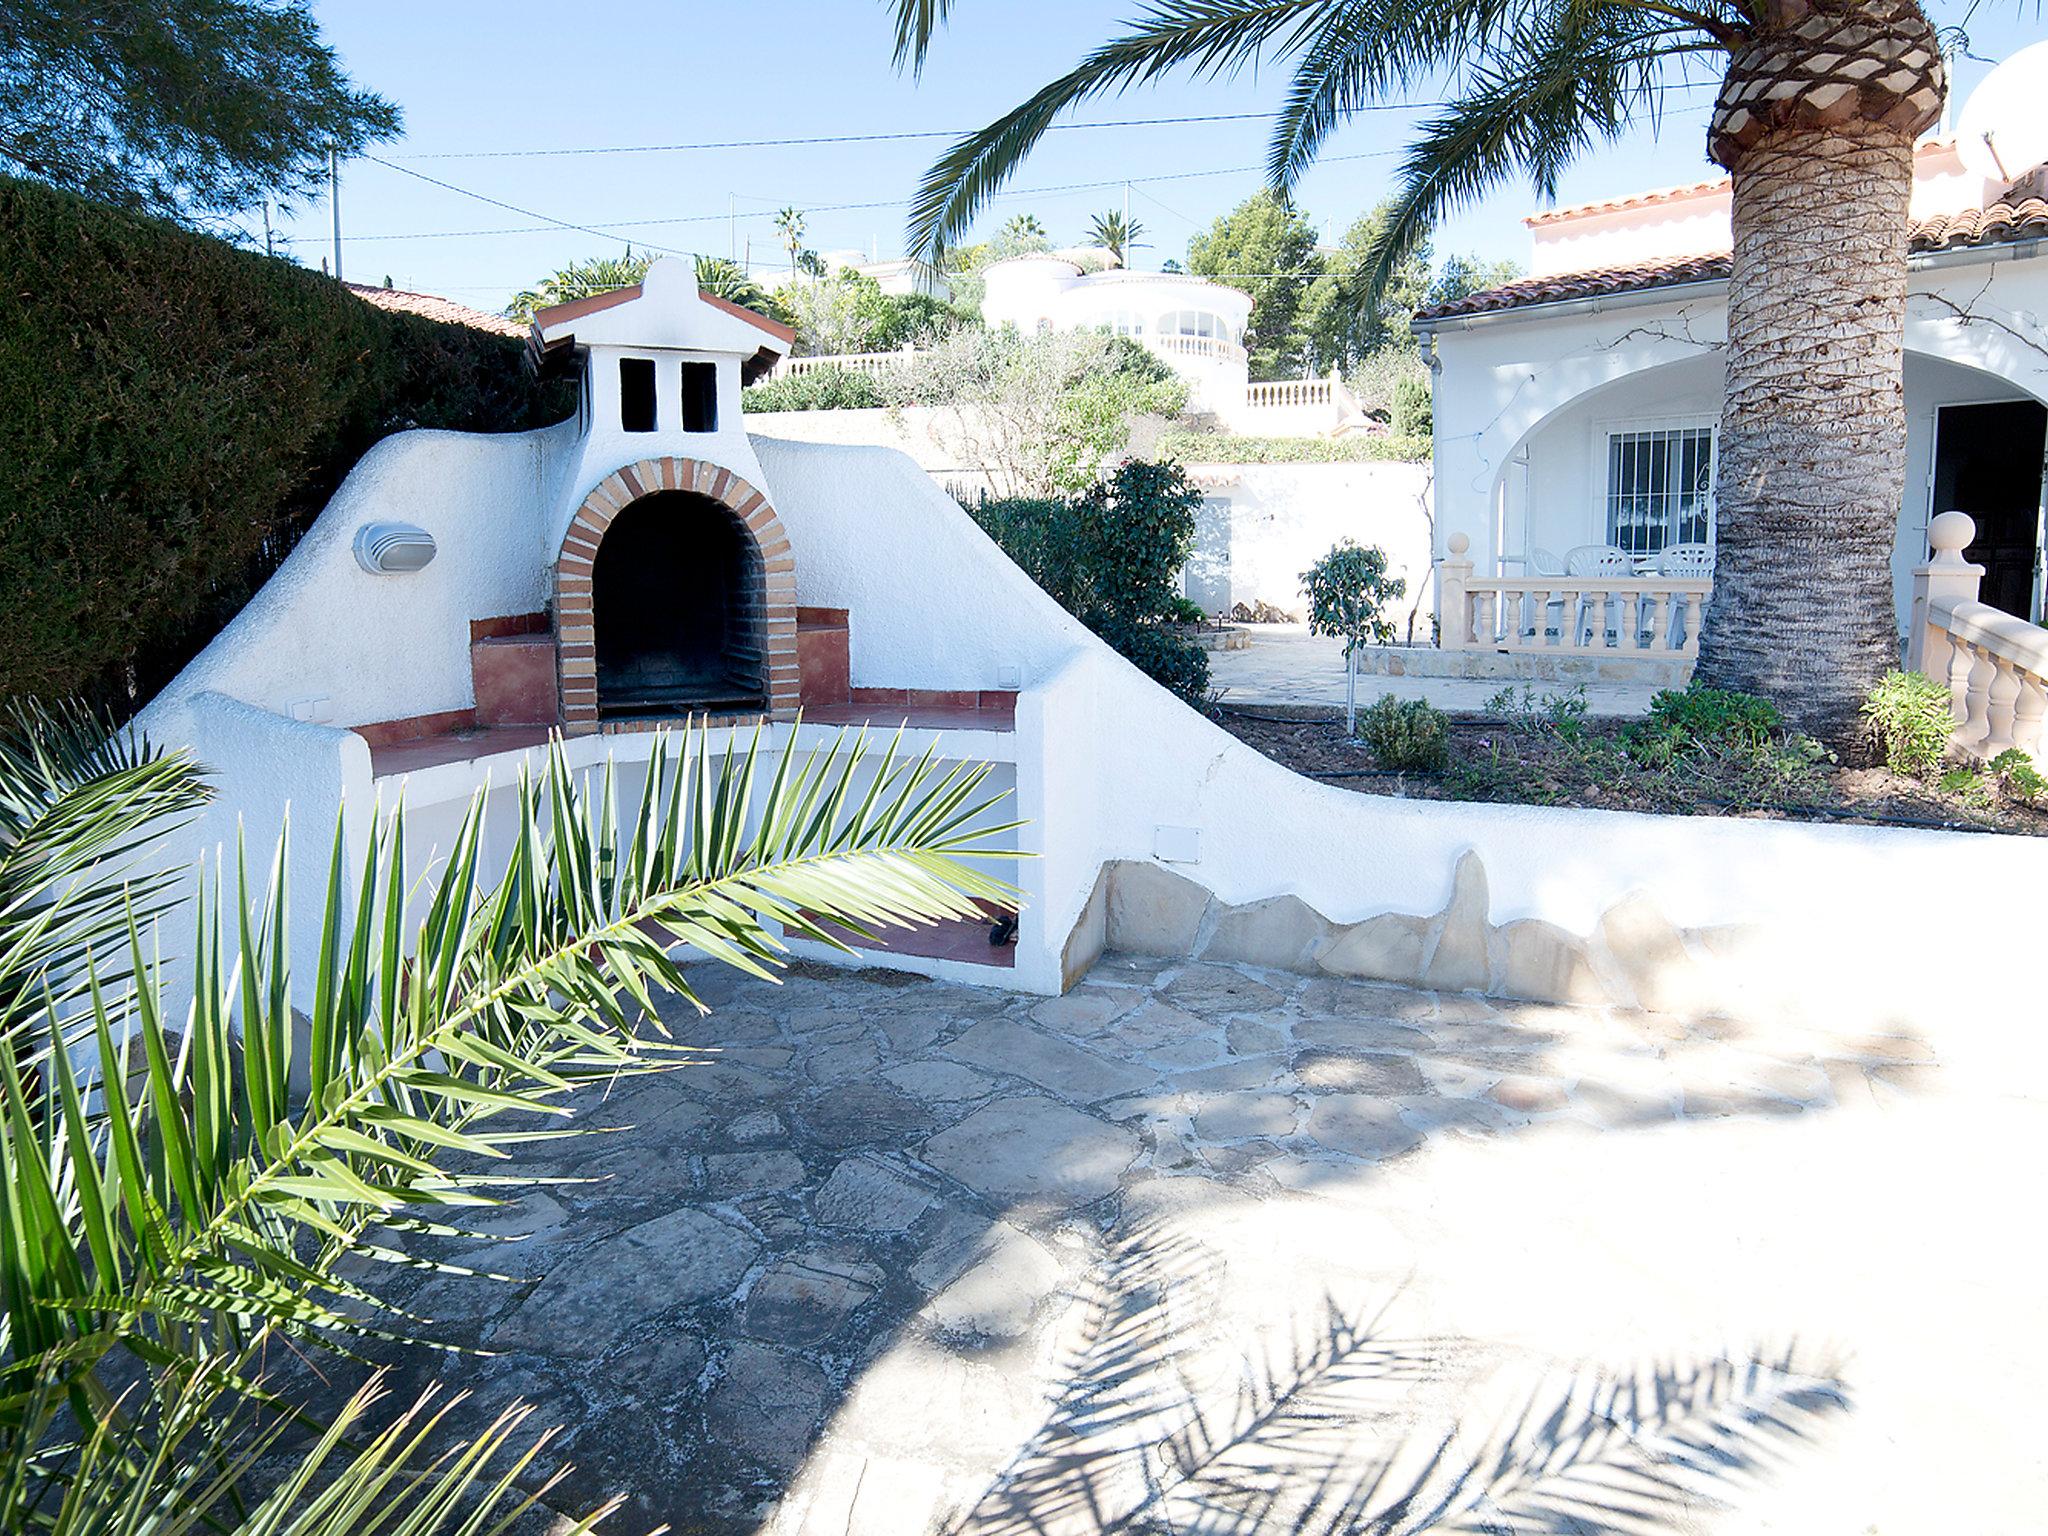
[1605,425,1713,558]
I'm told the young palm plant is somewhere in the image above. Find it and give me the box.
[890,0,1977,747]
[1086,208,1147,267]
[0,708,1018,1533]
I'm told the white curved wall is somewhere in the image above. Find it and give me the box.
[137,418,580,744]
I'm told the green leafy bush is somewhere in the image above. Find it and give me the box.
[1358,695,1451,771]
[1938,763,1998,810]
[0,174,571,709]
[1157,429,1431,465]
[1391,373,1433,437]
[741,365,885,412]
[1860,669,1954,777]
[1625,683,1782,765]
[1990,747,2047,805]
[969,459,1210,703]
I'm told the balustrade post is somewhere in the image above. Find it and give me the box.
[1439,532,1475,649]
[1652,592,1675,654]
[1945,631,1977,730]
[2013,672,2046,763]
[1907,510,1985,677]
[1962,643,1996,750]
[1985,658,2022,758]
[1682,592,1705,657]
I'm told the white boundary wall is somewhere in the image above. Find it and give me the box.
[137,429,2046,1027]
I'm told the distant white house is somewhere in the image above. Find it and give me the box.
[756,252,1423,623]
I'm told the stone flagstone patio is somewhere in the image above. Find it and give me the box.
[293,952,2048,1535]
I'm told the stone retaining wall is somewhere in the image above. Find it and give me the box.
[1095,854,1780,1019]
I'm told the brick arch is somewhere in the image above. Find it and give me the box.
[553,457,798,731]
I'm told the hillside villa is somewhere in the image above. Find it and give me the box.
[1403,135,2048,765]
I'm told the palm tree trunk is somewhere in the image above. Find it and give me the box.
[1693,1,1945,751]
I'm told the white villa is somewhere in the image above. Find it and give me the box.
[1411,134,2048,701]
[777,251,1373,437]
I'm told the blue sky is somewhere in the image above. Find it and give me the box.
[257,2,2037,313]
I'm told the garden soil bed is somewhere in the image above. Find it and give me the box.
[1212,703,2048,837]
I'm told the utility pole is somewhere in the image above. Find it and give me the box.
[728,194,735,261]
[328,148,343,283]
[1122,181,1132,268]
[261,201,274,258]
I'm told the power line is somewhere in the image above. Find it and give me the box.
[383,83,1719,162]
[387,108,1387,161]
[340,147,1410,244]
[343,95,1715,250]
[359,154,700,257]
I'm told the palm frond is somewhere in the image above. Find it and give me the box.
[9,1361,621,1536]
[905,0,1330,259]
[890,0,956,76]
[0,701,209,1050]
[1267,0,1526,191]
[1352,8,1715,305]
[0,719,1018,1521]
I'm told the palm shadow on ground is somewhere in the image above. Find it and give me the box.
[262,952,1906,1534]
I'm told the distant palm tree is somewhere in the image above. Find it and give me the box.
[774,205,808,286]
[1001,212,1047,242]
[504,248,652,322]
[693,254,776,313]
[886,0,1966,745]
[1087,208,1146,267]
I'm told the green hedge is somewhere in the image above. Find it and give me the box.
[0,175,572,708]
[1156,429,1431,465]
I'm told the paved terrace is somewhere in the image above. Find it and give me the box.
[306,955,2045,1534]
[1211,624,1664,715]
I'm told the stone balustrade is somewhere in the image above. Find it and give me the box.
[1435,533,1713,658]
[772,346,918,380]
[1245,378,1333,409]
[1907,511,2048,767]
[1151,333,1247,365]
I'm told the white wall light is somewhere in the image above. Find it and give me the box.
[353,522,437,574]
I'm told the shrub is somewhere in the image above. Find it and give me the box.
[0,174,571,709]
[1358,696,1451,771]
[1990,747,2047,805]
[1648,683,1782,749]
[741,365,884,412]
[1391,373,1433,437]
[969,459,1209,704]
[1860,670,1954,777]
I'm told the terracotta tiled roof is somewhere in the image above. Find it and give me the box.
[529,283,795,344]
[1524,177,1730,226]
[1417,254,1734,320]
[1909,196,2048,250]
[1418,196,2048,322]
[346,282,525,338]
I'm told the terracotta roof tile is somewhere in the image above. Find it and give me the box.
[1418,196,2048,322]
[1418,254,1733,320]
[1524,177,1730,226]
[346,282,524,338]
[1909,196,2048,250]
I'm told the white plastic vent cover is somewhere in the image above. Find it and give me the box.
[353,522,437,574]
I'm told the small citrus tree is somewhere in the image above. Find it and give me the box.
[1301,540,1405,731]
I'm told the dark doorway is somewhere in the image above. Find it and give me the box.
[592,491,766,716]
[1932,399,2047,621]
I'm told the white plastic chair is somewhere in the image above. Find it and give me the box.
[1654,543,1715,646]
[1512,547,1569,641]
[1564,545,1636,645]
